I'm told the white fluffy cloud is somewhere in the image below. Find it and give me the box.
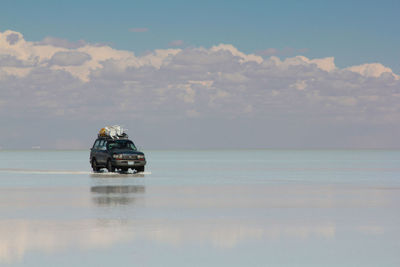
[49,51,91,66]
[345,63,399,79]
[0,30,399,148]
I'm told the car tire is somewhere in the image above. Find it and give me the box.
[91,159,100,172]
[107,160,115,173]
[136,166,145,173]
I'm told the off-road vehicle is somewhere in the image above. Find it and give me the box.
[90,127,146,173]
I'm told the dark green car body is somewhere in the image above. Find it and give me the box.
[90,137,146,172]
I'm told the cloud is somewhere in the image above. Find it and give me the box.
[211,44,263,63]
[0,30,400,148]
[129,27,148,32]
[0,55,27,67]
[345,63,399,79]
[169,40,184,47]
[6,33,20,45]
[271,55,336,72]
[49,51,91,66]
[36,36,87,49]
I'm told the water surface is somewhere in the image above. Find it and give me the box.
[0,150,399,266]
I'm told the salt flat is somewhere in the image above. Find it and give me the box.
[0,150,399,266]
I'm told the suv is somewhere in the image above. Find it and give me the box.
[90,137,146,173]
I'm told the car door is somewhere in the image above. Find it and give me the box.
[91,139,100,161]
[98,140,108,164]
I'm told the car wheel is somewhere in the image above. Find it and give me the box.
[135,166,145,173]
[91,159,100,172]
[107,160,115,173]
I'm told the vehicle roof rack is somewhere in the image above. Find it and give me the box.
[98,125,129,140]
[98,133,129,140]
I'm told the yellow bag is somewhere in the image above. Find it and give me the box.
[99,128,106,136]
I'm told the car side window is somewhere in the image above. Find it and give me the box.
[93,140,100,149]
[99,140,106,150]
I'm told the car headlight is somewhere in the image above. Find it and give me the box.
[137,155,145,160]
[113,154,123,159]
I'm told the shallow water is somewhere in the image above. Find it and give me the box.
[0,150,399,266]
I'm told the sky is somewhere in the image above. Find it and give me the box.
[0,0,399,149]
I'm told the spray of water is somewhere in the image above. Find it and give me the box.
[0,168,151,176]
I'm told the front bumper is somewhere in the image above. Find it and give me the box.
[111,159,146,168]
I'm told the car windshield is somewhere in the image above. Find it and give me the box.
[107,140,137,151]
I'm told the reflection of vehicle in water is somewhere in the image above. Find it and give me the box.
[90,126,146,173]
[91,185,145,206]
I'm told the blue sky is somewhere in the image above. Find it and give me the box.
[1,0,399,72]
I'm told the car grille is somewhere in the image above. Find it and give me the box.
[123,155,137,160]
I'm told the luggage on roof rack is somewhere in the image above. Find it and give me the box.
[98,125,128,139]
